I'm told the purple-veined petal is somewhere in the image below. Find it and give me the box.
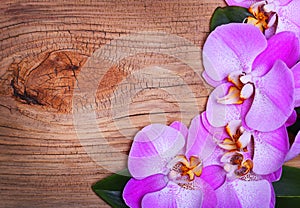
[202,71,224,87]
[216,179,273,208]
[292,63,300,107]
[203,23,266,82]
[252,31,299,77]
[286,110,297,127]
[141,181,203,208]
[123,174,168,208]
[285,131,300,162]
[170,121,189,141]
[225,0,257,7]
[142,179,217,208]
[276,1,300,38]
[252,125,289,175]
[277,0,293,6]
[246,60,294,132]
[261,167,282,182]
[206,83,242,128]
[128,124,185,179]
[214,180,242,208]
[185,114,217,161]
[201,112,228,139]
[200,165,226,190]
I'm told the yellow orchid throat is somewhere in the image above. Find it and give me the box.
[217,72,254,105]
[168,155,203,182]
[245,1,277,32]
[179,155,203,181]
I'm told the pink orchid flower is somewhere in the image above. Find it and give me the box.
[225,0,300,39]
[123,115,226,208]
[202,23,299,132]
[201,112,288,176]
[200,112,283,207]
[285,131,300,162]
[292,62,300,107]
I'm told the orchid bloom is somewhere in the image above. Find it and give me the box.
[202,23,299,132]
[285,131,300,161]
[123,115,226,208]
[201,112,288,176]
[200,112,283,207]
[225,0,300,39]
[292,62,300,107]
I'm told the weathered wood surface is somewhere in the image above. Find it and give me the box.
[0,0,299,207]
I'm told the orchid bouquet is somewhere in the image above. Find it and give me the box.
[92,0,300,207]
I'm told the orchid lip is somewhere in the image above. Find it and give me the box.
[218,73,254,105]
[217,121,251,152]
[167,155,203,187]
[246,0,278,32]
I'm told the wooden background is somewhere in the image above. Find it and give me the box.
[0,0,299,207]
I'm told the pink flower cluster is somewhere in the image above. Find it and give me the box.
[123,1,300,207]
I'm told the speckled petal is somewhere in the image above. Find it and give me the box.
[216,179,274,208]
[128,124,185,179]
[246,60,294,132]
[206,83,242,128]
[292,63,300,107]
[123,174,168,208]
[185,114,217,162]
[252,125,289,175]
[203,23,266,82]
[252,31,299,77]
[141,181,203,208]
[285,131,300,162]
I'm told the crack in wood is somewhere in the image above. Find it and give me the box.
[10,79,44,105]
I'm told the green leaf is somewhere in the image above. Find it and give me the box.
[276,197,300,208]
[273,166,300,207]
[273,166,300,196]
[92,169,131,208]
[210,6,253,32]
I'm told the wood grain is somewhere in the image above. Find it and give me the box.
[0,1,299,207]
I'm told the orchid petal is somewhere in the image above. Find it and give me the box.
[185,114,217,161]
[226,120,242,138]
[292,63,300,107]
[200,165,226,190]
[203,24,266,82]
[206,83,242,128]
[215,180,242,208]
[252,125,289,175]
[262,167,282,183]
[277,0,293,6]
[128,124,185,179]
[240,83,254,99]
[202,71,224,87]
[238,131,252,148]
[276,1,300,38]
[252,31,299,77]
[246,60,294,132]
[141,181,204,208]
[217,180,273,208]
[225,0,257,8]
[123,174,168,208]
[170,121,189,141]
[285,131,300,162]
[285,110,297,127]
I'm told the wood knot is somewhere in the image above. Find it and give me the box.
[10,50,88,113]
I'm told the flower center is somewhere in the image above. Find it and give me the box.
[217,120,251,152]
[245,1,277,32]
[217,72,254,105]
[223,152,254,177]
[168,155,203,182]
